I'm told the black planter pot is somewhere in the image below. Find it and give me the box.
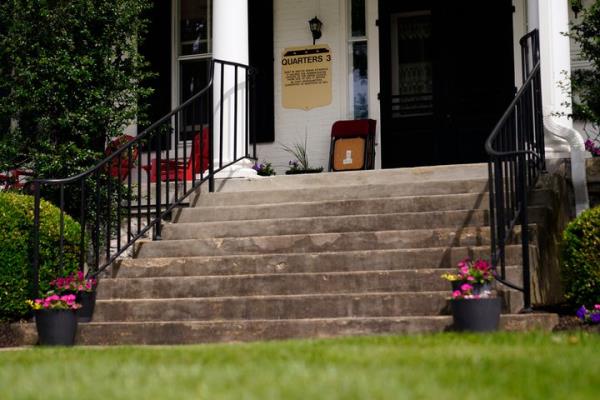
[285,168,324,175]
[451,297,502,332]
[35,309,78,346]
[76,291,97,322]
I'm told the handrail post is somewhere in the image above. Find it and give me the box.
[518,152,532,311]
[31,181,41,299]
[154,133,162,240]
[209,61,216,193]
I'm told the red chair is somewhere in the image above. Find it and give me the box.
[105,135,138,180]
[328,119,376,171]
[143,128,209,183]
[0,168,34,190]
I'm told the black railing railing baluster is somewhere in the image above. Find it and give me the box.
[485,30,544,311]
[29,60,255,298]
[78,180,86,272]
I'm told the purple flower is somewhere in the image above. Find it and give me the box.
[576,305,587,321]
[591,313,600,324]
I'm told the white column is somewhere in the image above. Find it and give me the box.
[213,0,249,65]
[535,0,589,213]
[537,0,571,125]
[212,0,257,177]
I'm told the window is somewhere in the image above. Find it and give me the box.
[348,0,368,119]
[175,0,212,137]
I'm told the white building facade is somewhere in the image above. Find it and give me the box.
[142,0,590,177]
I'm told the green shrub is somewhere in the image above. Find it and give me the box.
[0,192,81,321]
[561,206,600,307]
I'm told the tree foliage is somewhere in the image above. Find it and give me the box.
[570,1,600,126]
[0,0,154,179]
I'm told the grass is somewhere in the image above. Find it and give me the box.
[1,332,599,400]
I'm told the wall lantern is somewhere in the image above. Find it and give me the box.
[308,16,323,45]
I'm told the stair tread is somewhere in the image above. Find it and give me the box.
[106,266,521,281]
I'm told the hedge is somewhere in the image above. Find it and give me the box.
[0,192,81,321]
[561,206,600,307]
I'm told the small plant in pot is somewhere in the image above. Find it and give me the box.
[26,294,81,346]
[252,161,276,176]
[281,134,323,175]
[50,272,98,322]
[576,304,600,325]
[444,258,501,332]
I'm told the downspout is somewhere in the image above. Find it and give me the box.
[543,117,590,215]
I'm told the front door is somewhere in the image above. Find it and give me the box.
[378,0,515,168]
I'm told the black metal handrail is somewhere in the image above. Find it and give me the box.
[485,29,545,311]
[30,59,256,295]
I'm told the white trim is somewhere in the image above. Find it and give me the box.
[366,0,381,169]
[339,0,349,119]
[513,0,527,88]
[171,0,178,112]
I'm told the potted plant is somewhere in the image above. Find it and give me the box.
[281,134,324,175]
[584,139,600,158]
[252,161,276,176]
[443,258,501,332]
[576,304,600,324]
[50,272,98,322]
[441,258,495,295]
[26,293,81,346]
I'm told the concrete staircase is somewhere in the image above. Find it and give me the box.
[14,164,558,345]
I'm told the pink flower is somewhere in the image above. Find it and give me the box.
[595,304,600,310]
[474,260,489,271]
[460,266,469,275]
[467,276,475,281]
[460,283,473,292]
[452,290,462,298]
[61,294,76,303]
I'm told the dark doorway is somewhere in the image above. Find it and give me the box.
[378,0,515,168]
[140,0,172,129]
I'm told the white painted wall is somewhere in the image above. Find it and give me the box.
[255,0,346,174]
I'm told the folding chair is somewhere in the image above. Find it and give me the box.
[105,135,139,180]
[328,119,376,171]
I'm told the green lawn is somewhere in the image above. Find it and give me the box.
[0,332,598,400]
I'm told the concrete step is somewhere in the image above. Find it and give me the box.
[186,194,489,223]
[116,245,531,278]
[97,267,522,300]
[193,179,489,207]
[11,314,559,345]
[164,209,495,240]
[209,164,489,193]
[90,290,524,322]
[136,227,502,258]
[182,192,490,222]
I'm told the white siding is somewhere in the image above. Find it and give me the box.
[256,0,347,174]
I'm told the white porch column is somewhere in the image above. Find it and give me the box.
[535,0,589,213]
[212,0,256,178]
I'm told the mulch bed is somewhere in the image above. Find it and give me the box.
[554,315,600,333]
